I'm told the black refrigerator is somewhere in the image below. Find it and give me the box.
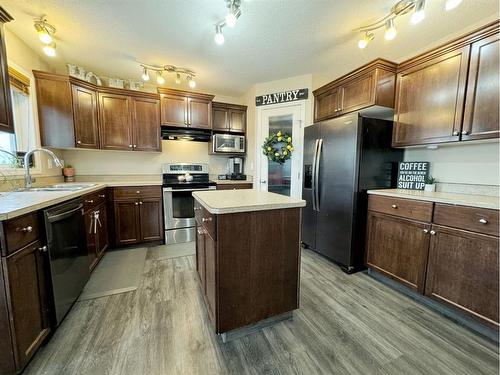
[302,113,403,273]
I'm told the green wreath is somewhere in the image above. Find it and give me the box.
[262,131,294,164]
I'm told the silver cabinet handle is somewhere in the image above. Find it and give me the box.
[98,194,105,198]
[462,130,470,135]
[18,226,33,233]
[452,131,460,136]
[202,217,212,222]
[391,204,398,209]
[136,190,141,194]
[423,229,429,233]
[134,202,139,206]
[430,230,436,235]
[479,218,488,224]
[139,201,143,205]
[38,245,48,253]
[128,144,133,148]
[85,199,94,204]
[133,145,137,148]
[77,140,82,144]
[194,207,202,211]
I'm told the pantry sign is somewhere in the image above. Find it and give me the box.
[397,162,430,190]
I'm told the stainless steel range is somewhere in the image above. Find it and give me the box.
[162,163,216,244]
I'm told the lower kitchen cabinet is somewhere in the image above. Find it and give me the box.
[196,224,206,292]
[366,211,430,293]
[83,190,109,271]
[425,225,499,327]
[216,182,253,190]
[204,229,217,322]
[113,199,141,245]
[1,240,51,373]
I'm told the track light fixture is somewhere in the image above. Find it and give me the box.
[356,0,461,49]
[214,0,242,45]
[34,17,57,56]
[139,64,197,88]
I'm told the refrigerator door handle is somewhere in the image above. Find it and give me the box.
[315,139,323,212]
[311,139,319,211]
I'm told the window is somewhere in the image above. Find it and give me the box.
[0,66,35,167]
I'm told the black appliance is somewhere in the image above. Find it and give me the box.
[161,126,211,142]
[302,113,403,273]
[43,198,89,326]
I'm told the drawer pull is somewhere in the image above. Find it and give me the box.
[135,202,139,206]
[479,218,488,224]
[430,230,436,235]
[85,199,94,204]
[98,194,106,198]
[18,226,33,233]
[391,204,398,209]
[38,245,48,253]
[202,217,212,222]
[423,229,429,234]
[139,201,143,205]
[194,207,202,211]
[452,130,460,136]
[136,191,141,194]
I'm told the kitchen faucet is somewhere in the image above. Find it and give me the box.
[24,148,63,189]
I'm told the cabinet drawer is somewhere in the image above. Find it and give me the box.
[368,195,433,222]
[201,207,216,240]
[113,186,161,199]
[83,188,107,212]
[1,212,39,256]
[433,204,499,237]
[194,199,203,224]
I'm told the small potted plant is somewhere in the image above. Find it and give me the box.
[62,165,75,182]
[424,176,436,192]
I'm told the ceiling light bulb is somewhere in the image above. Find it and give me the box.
[42,43,56,57]
[358,32,374,49]
[445,0,462,10]
[37,29,53,44]
[225,12,237,27]
[156,71,165,85]
[141,68,149,81]
[410,0,426,24]
[175,73,181,85]
[214,25,224,45]
[188,77,196,89]
[384,19,397,41]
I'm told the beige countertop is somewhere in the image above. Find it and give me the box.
[193,190,306,214]
[0,181,162,221]
[368,189,500,210]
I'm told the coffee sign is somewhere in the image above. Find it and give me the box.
[397,162,430,190]
[255,89,308,106]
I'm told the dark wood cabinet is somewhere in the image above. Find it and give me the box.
[462,33,499,141]
[96,202,109,259]
[84,208,98,271]
[138,197,163,242]
[72,83,99,148]
[216,182,253,190]
[204,230,217,322]
[313,59,397,122]
[132,97,161,151]
[99,92,132,150]
[2,240,50,372]
[212,102,247,133]
[158,88,214,129]
[113,199,141,246]
[425,225,499,328]
[366,211,430,292]
[83,190,109,271]
[393,21,499,147]
[0,8,13,133]
[196,224,206,292]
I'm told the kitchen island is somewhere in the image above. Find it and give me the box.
[192,190,306,341]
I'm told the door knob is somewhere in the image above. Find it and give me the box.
[135,202,139,206]
[391,204,398,209]
[38,245,48,253]
[452,131,460,136]
[479,218,488,224]
[462,130,470,135]
[430,230,436,235]
[423,229,429,234]
[260,180,267,184]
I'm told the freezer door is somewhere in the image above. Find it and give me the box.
[315,114,360,266]
[301,124,319,249]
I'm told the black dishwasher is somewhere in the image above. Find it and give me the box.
[43,198,89,326]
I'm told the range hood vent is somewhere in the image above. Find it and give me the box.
[161,126,211,142]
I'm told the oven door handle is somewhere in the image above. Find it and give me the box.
[163,187,216,192]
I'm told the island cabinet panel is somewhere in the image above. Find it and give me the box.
[204,231,217,323]
[72,83,99,149]
[392,46,470,146]
[0,8,14,133]
[462,34,500,141]
[131,97,161,151]
[425,225,499,328]
[366,211,431,292]
[99,93,133,150]
[212,102,247,133]
[196,224,206,292]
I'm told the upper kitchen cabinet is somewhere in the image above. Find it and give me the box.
[0,8,13,134]
[393,21,499,147]
[158,88,214,129]
[212,102,247,133]
[313,59,397,122]
[34,72,162,151]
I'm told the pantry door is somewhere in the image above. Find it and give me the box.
[257,103,304,198]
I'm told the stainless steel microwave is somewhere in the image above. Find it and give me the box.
[212,134,245,154]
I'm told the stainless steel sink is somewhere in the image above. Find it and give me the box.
[17,183,97,192]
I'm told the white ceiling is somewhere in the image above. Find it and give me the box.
[2,0,499,97]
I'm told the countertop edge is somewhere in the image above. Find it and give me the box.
[367,189,500,210]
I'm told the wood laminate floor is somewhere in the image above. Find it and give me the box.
[25,247,499,375]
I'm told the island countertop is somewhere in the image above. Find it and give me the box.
[192,190,306,214]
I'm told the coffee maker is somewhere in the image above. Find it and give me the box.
[227,157,246,180]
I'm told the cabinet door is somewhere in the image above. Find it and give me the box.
[0,21,13,133]
[462,34,499,141]
[188,97,211,129]
[113,200,140,245]
[132,97,161,151]
[366,212,431,292]
[314,88,340,122]
[425,225,499,327]
[98,93,133,150]
[196,223,206,291]
[229,108,246,133]
[393,46,470,146]
[84,209,98,272]
[204,232,217,323]
[160,94,187,127]
[95,203,109,259]
[5,241,50,369]
[212,106,229,131]
[139,197,163,242]
[72,84,99,149]
[340,72,375,114]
